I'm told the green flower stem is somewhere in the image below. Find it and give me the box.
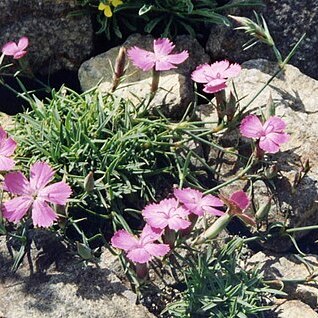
[151,68,160,96]
[243,224,318,244]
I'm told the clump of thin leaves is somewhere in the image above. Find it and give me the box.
[77,0,264,39]
[165,238,285,317]
[12,87,215,243]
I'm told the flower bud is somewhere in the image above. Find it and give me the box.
[111,46,126,92]
[255,197,272,221]
[265,93,275,118]
[195,213,232,244]
[76,242,93,260]
[229,14,274,47]
[84,171,95,192]
[225,92,237,122]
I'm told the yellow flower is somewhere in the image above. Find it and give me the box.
[98,0,123,18]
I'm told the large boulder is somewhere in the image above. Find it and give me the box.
[0,0,93,74]
[78,33,209,118]
[207,0,318,79]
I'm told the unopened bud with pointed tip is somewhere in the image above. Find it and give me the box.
[84,171,95,192]
[111,46,126,92]
[76,242,93,260]
[226,92,237,122]
[265,93,275,118]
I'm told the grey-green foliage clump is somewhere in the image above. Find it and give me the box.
[13,87,210,241]
[78,0,264,39]
[165,238,283,318]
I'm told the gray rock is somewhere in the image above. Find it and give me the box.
[78,33,209,118]
[0,0,93,74]
[248,252,318,309]
[206,0,318,79]
[273,300,318,318]
[0,234,154,318]
[196,59,318,251]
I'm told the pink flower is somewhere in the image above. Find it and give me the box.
[142,198,191,230]
[240,115,290,154]
[111,224,170,264]
[220,190,256,226]
[174,188,224,216]
[191,60,241,93]
[3,162,72,227]
[127,38,189,72]
[0,126,17,171]
[2,37,29,59]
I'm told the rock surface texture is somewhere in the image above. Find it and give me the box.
[0,0,93,73]
[207,0,318,79]
[273,300,318,318]
[0,232,154,318]
[197,59,318,251]
[248,252,318,309]
[78,33,209,118]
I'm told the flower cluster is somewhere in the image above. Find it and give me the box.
[0,126,72,228]
[111,187,255,269]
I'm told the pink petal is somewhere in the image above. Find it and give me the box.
[31,199,58,228]
[191,64,211,83]
[0,126,7,140]
[209,60,230,76]
[230,191,250,211]
[201,195,224,208]
[0,137,17,156]
[168,216,191,230]
[111,229,139,251]
[153,38,174,56]
[140,224,163,244]
[263,116,287,134]
[269,132,290,145]
[142,202,169,229]
[155,60,177,71]
[203,82,227,94]
[174,188,204,216]
[259,132,289,153]
[127,248,152,264]
[30,162,55,191]
[237,213,256,227]
[165,51,189,64]
[144,243,170,257]
[240,115,264,138]
[17,37,29,50]
[2,41,19,56]
[174,188,202,204]
[143,214,168,229]
[0,155,15,171]
[203,206,225,216]
[222,63,241,78]
[13,50,27,59]
[38,181,72,205]
[3,196,33,223]
[4,172,31,195]
[127,47,155,71]
[259,133,280,153]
